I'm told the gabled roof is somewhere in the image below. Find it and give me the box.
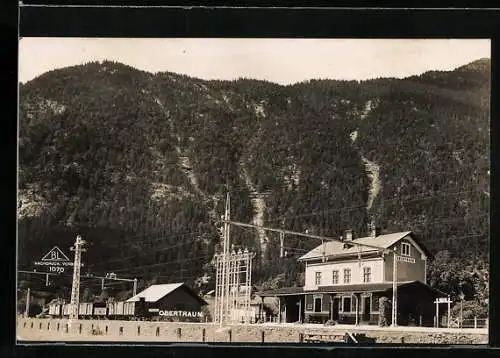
[298,231,425,261]
[126,283,207,305]
[127,283,184,302]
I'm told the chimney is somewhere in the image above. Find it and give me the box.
[345,229,353,241]
[369,219,378,237]
[370,225,381,237]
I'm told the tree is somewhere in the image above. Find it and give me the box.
[427,250,476,302]
[260,273,286,291]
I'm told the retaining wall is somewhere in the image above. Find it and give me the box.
[16,317,488,344]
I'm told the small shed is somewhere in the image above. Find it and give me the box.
[127,283,208,321]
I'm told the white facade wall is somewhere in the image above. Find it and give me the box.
[304,258,384,290]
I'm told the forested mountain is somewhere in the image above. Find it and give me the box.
[17,59,490,311]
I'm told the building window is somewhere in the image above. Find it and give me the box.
[401,242,411,256]
[332,270,339,285]
[363,267,371,283]
[315,272,322,285]
[343,297,352,312]
[343,269,351,284]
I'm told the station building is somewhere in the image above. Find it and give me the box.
[257,229,447,327]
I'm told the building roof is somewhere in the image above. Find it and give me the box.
[126,283,207,305]
[298,231,416,261]
[318,280,446,296]
[314,281,410,294]
[256,286,304,297]
[257,281,446,297]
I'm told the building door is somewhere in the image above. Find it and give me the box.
[363,296,371,322]
[331,297,340,321]
[314,297,322,312]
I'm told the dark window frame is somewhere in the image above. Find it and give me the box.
[315,271,322,285]
[332,270,339,285]
[363,267,371,283]
[401,242,411,256]
[343,268,351,284]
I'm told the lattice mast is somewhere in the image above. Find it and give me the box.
[69,235,86,320]
[214,192,256,325]
[214,192,231,324]
[223,192,231,323]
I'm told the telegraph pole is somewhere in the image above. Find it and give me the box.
[24,287,30,318]
[69,235,86,320]
[223,191,231,324]
[279,231,285,258]
[279,218,285,258]
[216,191,231,325]
[391,247,397,327]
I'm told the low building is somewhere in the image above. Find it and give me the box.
[257,228,447,327]
[127,282,208,322]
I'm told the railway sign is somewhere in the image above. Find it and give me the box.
[34,245,83,273]
[159,310,203,318]
[40,246,70,262]
[396,255,415,264]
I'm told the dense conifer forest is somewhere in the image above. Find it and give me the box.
[17,58,490,316]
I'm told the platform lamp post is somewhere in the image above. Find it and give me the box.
[459,292,465,328]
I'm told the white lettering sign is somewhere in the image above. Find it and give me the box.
[158,310,203,318]
[436,297,450,303]
[35,246,84,271]
[396,256,415,264]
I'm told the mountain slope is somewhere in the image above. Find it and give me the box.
[17,59,490,298]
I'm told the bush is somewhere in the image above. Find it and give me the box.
[450,300,488,320]
[378,297,391,327]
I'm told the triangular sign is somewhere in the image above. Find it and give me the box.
[41,246,71,262]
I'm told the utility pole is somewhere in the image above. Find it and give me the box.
[459,291,465,328]
[279,231,285,258]
[215,192,231,325]
[279,218,285,258]
[24,287,30,318]
[447,295,451,329]
[391,247,397,327]
[69,235,86,320]
[223,191,231,324]
[133,278,137,296]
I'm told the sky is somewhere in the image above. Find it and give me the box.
[19,38,491,85]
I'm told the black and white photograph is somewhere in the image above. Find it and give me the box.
[16,38,490,345]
